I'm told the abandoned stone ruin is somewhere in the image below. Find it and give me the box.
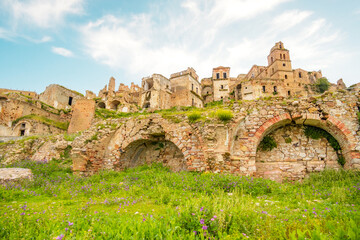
[1,41,360,182]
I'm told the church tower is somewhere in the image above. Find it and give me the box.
[267,41,292,79]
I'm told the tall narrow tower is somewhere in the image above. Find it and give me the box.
[267,41,292,79]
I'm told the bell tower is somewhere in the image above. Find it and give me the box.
[267,41,292,76]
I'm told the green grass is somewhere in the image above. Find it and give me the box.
[0,161,359,239]
[187,111,202,123]
[215,109,233,122]
[12,114,69,130]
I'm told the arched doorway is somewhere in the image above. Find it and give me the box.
[98,102,106,109]
[109,100,120,111]
[117,139,186,172]
[255,124,341,182]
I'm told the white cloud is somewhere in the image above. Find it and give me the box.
[2,0,84,28]
[209,0,291,27]
[52,47,74,57]
[80,1,345,84]
[270,10,313,32]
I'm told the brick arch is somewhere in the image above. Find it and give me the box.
[107,117,207,171]
[252,113,358,168]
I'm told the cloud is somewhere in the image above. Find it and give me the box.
[52,47,74,57]
[80,1,344,84]
[270,10,313,32]
[2,0,84,28]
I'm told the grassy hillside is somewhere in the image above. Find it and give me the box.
[0,161,359,239]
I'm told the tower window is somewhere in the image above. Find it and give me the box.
[283,63,286,67]
[262,86,266,92]
[280,54,282,59]
[299,72,302,78]
[68,96,73,106]
[220,85,224,89]
[285,75,288,79]
[21,123,26,128]
[20,129,25,136]
[216,73,220,79]
[279,43,282,49]
[223,72,227,78]
[283,54,286,60]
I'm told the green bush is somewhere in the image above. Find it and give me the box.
[315,77,330,93]
[215,109,233,122]
[258,135,277,151]
[187,112,201,123]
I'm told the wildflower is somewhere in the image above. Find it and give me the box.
[20,212,25,215]
[68,221,73,226]
[65,228,69,231]
[202,225,208,230]
[213,215,217,218]
[211,218,215,221]
[261,211,268,214]
[55,234,64,240]
[200,219,205,224]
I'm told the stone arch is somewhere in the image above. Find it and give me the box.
[13,121,32,136]
[252,113,357,169]
[106,117,206,171]
[98,102,106,109]
[109,100,120,111]
[117,139,186,172]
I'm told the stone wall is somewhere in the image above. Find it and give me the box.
[255,125,340,182]
[1,89,359,181]
[68,99,95,134]
[39,84,84,109]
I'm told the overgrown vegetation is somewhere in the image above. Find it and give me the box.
[0,161,359,239]
[187,111,202,123]
[215,109,233,122]
[304,125,344,166]
[258,135,277,151]
[12,115,69,130]
[63,132,81,141]
[315,77,330,93]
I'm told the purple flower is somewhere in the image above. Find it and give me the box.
[20,212,25,216]
[68,221,73,226]
[65,228,69,231]
[262,211,268,214]
[211,218,215,221]
[213,215,217,218]
[55,234,64,240]
[200,219,205,224]
[202,225,208,230]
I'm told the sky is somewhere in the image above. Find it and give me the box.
[0,0,359,94]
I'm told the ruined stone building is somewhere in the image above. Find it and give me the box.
[39,84,84,109]
[201,42,339,102]
[140,67,203,110]
[92,77,141,113]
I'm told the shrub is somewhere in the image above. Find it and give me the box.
[215,109,233,122]
[315,77,330,93]
[188,112,202,123]
[258,135,277,151]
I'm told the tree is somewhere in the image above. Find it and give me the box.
[315,77,330,93]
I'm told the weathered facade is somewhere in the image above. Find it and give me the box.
[140,68,203,110]
[57,88,360,181]
[201,42,344,102]
[95,77,141,112]
[39,84,84,109]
